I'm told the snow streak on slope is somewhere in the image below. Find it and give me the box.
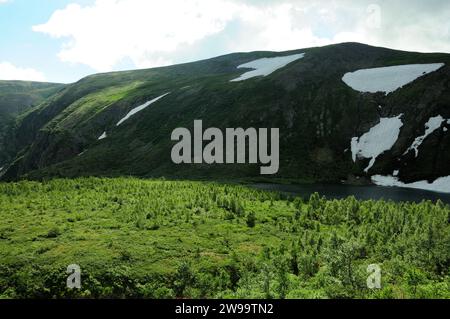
[372,175,450,194]
[116,93,170,126]
[98,132,107,140]
[230,53,305,82]
[404,115,446,157]
[351,114,404,172]
[342,63,444,94]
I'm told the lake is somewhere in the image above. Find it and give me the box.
[251,183,450,204]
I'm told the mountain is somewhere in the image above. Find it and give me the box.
[1,43,449,187]
[0,81,65,168]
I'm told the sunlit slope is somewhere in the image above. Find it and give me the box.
[0,178,448,298]
[2,43,450,184]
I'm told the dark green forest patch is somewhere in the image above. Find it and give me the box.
[0,178,448,299]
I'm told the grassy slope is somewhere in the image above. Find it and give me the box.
[1,43,450,184]
[4,43,450,183]
[0,81,65,166]
[0,178,448,299]
[0,81,64,114]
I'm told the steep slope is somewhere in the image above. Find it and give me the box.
[1,43,450,187]
[0,81,65,168]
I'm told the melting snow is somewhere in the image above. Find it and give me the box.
[372,175,450,194]
[351,114,404,172]
[98,132,107,140]
[404,115,446,157]
[230,53,305,82]
[116,93,170,126]
[342,63,444,94]
[78,150,88,157]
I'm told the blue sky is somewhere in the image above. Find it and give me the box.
[0,0,96,82]
[1,0,449,83]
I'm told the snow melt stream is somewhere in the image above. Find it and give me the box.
[351,114,404,172]
[342,63,444,94]
[230,53,305,82]
[116,93,170,126]
[404,115,446,157]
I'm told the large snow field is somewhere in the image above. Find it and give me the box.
[342,63,444,94]
[351,115,404,172]
[230,53,305,82]
[372,175,450,194]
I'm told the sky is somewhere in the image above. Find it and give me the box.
[0,0,449,83]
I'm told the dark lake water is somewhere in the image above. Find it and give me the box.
[251,183,450,204]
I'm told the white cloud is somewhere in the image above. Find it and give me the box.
[32,0,238,71]
[32,0,450,72]
[0,62,46,81]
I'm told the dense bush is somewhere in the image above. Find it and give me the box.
[0,177,448,299]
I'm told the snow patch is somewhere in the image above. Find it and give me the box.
[98,132,107,140]
[351,115,404,172]
[230,53,305,82]
[404,115,446,157]
[372,175,450,194]
[342,63,444,94]
[393,170,399,177]
[116,93,170,126]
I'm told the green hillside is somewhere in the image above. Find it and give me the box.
[1,43,450,184]
[0,81,64,113]
[0,81,65,167]
[0,178,448,298]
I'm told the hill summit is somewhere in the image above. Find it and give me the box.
[0,43,449,190]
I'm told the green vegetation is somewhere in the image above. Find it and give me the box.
[0,177,448,299]
[0,81,65,166]
[49,82,145,131]
[0,81,64,111]
[3,43,450,183]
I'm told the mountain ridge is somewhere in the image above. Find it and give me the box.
[1,42,449,188]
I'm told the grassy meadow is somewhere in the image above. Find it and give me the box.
[0,177,449,299]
